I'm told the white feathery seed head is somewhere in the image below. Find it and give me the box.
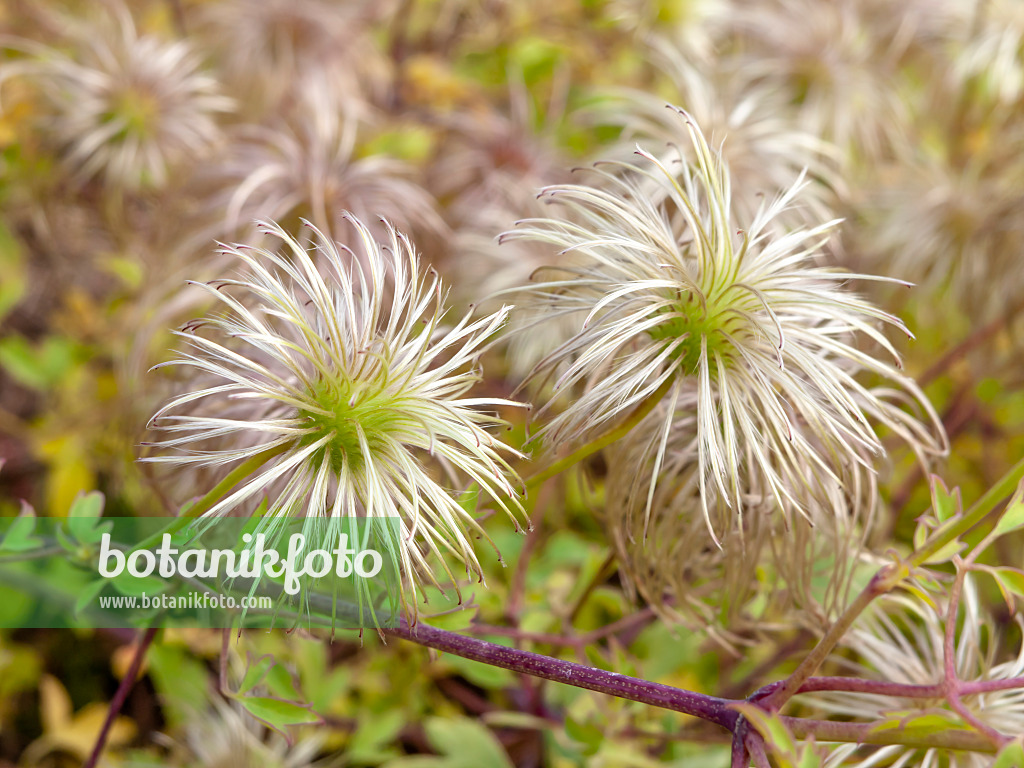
[713,0,944,160]
[586,40,842,228]
[0,4,232,191]
[605,409,870,634]
[503,110,946,543]
[144,217,527,615]
[208,76,444,246]
[199,0,391,116]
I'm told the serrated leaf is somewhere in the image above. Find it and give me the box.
[237,654,275,695]
[263,659,301,702]
[232,695,320,736]
[68,490,104,519]
[995,567,1024,596]
[0,513,43,553]
[978,565,1024,611]
[66,492,111,543]
[913,515,940,552]
[0,221,25,322]
[73,579,107,618]
[930,476,962,523]
[992,482,1024,539]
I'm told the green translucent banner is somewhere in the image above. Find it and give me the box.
[0,513,402,629]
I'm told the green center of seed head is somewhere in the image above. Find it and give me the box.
[647,291,734,376]
[106,86,161,140]
[298,379,403,475]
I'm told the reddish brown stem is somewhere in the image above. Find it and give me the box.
[384,618,738,727]
[83,627,159,768]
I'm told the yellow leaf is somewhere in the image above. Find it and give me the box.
[112,641,151,682]
[39,674,73,735]
[24,675,136,763]
[37,435,94,516]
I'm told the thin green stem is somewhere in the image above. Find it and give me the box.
[910,456,1024,568]
[761,457,1024,713]
[0,545,63,564]
[782,717,997,753]
[525,377,674,491]
[759,563,907,711]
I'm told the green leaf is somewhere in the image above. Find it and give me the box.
[995,567,1024,596]
[360,126,436,163]
[68,490,104,519]
[109,570,169,597]
[263,658,302,702]
[99,253,144,290]
[0,513,43,553]
[977,565,1024,611]
[869,710,965,735]
[0,221,25,322]
[992,482,1024,539]
[147,643,211,728]
[922,538,967,565]
[423,717,514,768]
[456,484,481,517]
[733,704,797,755]
[993,739,1024,768]
[564,715,604,755]
[913,477,967,561]
[346,709,404,763]
[237,654,276,695]
[424,606,477,632]
[232,695,321,736]
[0,334,81,390]
[293,641,350,712]
[930,476,962,523]
[66,491,111,543]
[72,579,107,618]
[381,757,452,768]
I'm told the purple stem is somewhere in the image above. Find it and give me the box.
[385,619,738,728]
[754,676,949,701]
[84,627,159,768]
[960,676,1024,695]
[748,738,771,768]
[795,677,942,698]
